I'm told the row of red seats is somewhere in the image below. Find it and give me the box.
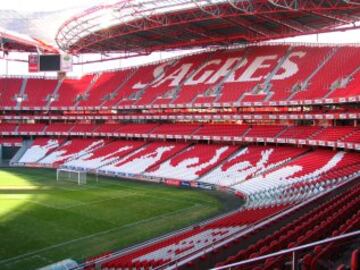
[0,137,22,145]
[1,123,358,143]
[101,204,288,269]
[216,182,360,270]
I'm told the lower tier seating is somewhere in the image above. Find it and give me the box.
[18,139,360,205]
[19,138,64,163]
[101,204,288,270]
[216,183,360,270]
[232,150,358,203]
[199,145,307,187]
[64,140,146,170]
[145,144,238,180]
[12,137,360,270]
[38,139,105,167]
[99,142,190,174]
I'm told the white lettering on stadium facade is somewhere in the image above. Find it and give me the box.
[132,51,307,89]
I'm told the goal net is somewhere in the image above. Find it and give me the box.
[56,168,87,185]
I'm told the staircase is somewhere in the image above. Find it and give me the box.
[308,127,326,140]
[10,140,33,166]
[275,126,290,139]
[264,46,293,93]
[170,52,218,105]
[338,128,357,142]
[75,73,101,107]
[287,47,339,101]
[134,59,179,105]
[99,68,138,107]
[15,78,28,109]
[45,78,64,109]
[214,49,250,103]
[324,65,360,98]
[241,126,252,137]
[264,47,294,101]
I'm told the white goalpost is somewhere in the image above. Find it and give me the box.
[56,168,87,185]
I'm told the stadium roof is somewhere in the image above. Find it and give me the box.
[56,0,360,54]
[0,27,58,53]
[1,0,360,54]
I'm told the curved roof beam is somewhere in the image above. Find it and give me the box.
[342,0,360,5]
[227,0,254,13]
[130,0,168,26]
[268,0,299,10]
[191,0,222,17]
[310,11,356,24]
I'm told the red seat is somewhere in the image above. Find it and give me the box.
[351,249,359,270]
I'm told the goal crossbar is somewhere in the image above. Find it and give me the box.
[56,168,87,185]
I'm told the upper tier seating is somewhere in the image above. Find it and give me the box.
[269,46,332,101]
[20,79,58,108]
[328,70,360,98]
[77,69,132,107]
[0,78,22,107]
[142,52,216,106]
[216,46,289,103]
[291,47,360,101]
[170,51,225,105]
[102,65,156,107]
[2,45,360,110]
[49,75,94,108]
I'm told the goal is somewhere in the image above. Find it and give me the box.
[56,168,87,185]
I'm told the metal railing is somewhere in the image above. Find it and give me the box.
[211,230,360,270]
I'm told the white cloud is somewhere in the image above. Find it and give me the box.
[0,0,114,12]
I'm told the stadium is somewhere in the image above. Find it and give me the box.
[0,0,359,269]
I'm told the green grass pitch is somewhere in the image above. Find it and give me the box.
[0,168,240,270]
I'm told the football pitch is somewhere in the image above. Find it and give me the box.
[0,168,241,270]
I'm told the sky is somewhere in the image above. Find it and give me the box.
[0,0,115,12]
[0,0,360,76]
